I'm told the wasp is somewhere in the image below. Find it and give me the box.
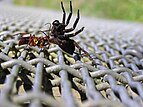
[18,31,50,48]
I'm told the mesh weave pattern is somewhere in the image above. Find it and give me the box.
[0,5,143,107]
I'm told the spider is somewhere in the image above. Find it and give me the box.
[44,1,92,60]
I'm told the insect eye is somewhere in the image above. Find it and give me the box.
[53,20,60,26]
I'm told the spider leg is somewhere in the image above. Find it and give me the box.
[61,1,66,24]
[73,41,93,60]
[65,27,84,38]
[64,9,80,33]
[66,1,72,26]
[73,9,80,29]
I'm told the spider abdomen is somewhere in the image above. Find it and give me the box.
[59,39,75,55]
